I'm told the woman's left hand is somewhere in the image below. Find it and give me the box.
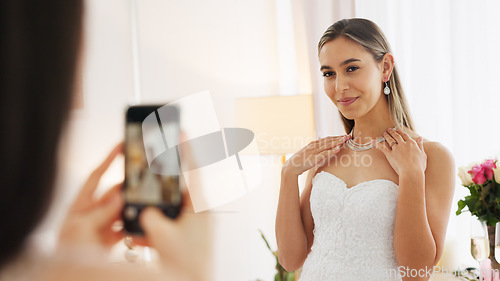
[373,128,427,176]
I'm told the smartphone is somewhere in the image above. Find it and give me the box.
[122,105,182,235]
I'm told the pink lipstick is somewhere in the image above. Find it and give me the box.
[338,97,358,106]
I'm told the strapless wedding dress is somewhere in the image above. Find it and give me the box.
[298,171,402,281]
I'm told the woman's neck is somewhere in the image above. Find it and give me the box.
[351,97,395,143]
[351,122,394,144]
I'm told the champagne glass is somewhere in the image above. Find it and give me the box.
[495,222,500,262]
[471,218,490,263]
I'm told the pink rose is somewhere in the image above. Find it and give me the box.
[481,159,497,180]
[469,164,486,185]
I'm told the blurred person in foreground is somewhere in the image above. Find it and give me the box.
[0,1,211,281]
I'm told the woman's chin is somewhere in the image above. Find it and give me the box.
[339,110,358,120]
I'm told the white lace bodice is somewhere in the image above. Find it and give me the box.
[299,171,402,281]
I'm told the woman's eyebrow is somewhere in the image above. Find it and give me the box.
[320,58,361,71]
[340,58,361,66]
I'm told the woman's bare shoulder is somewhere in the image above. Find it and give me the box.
[403,129,455,175]
[404,129,453,160]
[421,140,453,160]
[418,140,455,193]
[424,141,455,171]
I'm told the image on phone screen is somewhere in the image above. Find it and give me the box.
[123,105,182,235]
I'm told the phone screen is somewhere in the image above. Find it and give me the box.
[123,105,182,234]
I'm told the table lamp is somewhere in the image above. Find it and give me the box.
[235,95,315,162]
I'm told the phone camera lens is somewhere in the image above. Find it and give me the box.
[124,206,138,220]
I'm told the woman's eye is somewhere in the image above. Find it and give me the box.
[323,71,335,77]
[346,66,358,72]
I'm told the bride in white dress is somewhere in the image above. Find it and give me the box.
[275,18,455,281]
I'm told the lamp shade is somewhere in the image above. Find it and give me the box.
[235,95,314,154]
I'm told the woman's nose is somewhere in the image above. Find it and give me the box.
[335,76,348,93]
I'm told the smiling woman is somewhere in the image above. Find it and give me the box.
[275,18,455,281]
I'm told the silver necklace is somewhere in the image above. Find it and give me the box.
[345,130,386,151]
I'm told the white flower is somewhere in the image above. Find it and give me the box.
[457,165,474,186]
[494,165,500,184]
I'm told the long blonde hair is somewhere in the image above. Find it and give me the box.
[318,18,415,134]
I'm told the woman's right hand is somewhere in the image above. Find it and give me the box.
[140,192,212,281]
[282,135,351,176]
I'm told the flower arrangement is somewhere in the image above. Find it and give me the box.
[456,159,500,226]
[259,230,295,281]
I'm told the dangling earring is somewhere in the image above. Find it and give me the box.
[383,81,390,95]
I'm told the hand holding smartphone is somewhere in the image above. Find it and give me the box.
[122,105,183,235]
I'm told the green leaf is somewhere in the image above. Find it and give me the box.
[496,181,500,198]
[484,182,493,196]
[464,196,478,210]
[457,200,467,215]
[486,213,499,226]
[473,198,483,211]
[259,229,274,253]
[276,257,282,270]
[467,185,479,197]
[275,273,280,281]
[285,272,295,281]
